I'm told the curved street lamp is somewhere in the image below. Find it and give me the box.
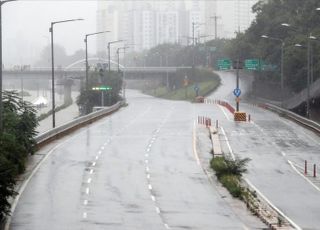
[261,34,285,104]
[84,31,110,90]
[50,18,84,128]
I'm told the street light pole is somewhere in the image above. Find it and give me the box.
[108,40,123,72]
[261,35,285,105]
[85,31,110,90]
[50,18,83,128]
[0,0,16,133]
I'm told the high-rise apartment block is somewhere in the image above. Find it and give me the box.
[96,1,256,54]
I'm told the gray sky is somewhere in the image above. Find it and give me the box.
[2,0,256,67]
[3,1,97,66]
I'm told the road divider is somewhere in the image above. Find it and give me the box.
[262,103,320,134]
[36,101,124,148]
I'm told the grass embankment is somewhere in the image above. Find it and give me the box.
[143,68,220,101]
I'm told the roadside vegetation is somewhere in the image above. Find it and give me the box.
[143,68,220,101]
[77,69,123,115]
[0,91,38,221]
[211,156,251,199]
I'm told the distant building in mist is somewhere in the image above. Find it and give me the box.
[96,0,258,54]
[234,0,258,32]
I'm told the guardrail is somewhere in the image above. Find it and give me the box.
[36,101,124,147]
[264,103,320,134]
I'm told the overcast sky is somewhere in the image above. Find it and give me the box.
[2,0,256,67]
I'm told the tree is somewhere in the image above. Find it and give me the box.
[77,70,123,115]
[0,91,38,220]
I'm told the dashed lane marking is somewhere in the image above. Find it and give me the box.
[83,212,87,219]
[83,200,88,205]
[87,178,92,184]
[85,187,90,195]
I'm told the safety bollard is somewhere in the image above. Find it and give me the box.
[205,119,208,128]
[216,120,219,129]
[305,160,308,175]
[314,164,317,178]
[248,114,251,122]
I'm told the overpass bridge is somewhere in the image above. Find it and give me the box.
[3,66,192,81]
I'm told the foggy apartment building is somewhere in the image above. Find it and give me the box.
[96,1,119,58]
[156,11,179,45]
[234,0,258,32]
[204,1,218,40]
[188,1,203,45]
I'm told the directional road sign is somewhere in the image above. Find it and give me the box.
[217,59,232,70]
[233,88,241,97]
[244,59,260,70]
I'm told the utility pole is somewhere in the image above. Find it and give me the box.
[192,22,195,46]
[210,15,220,39]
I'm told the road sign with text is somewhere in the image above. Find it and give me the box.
[217,59,232,70]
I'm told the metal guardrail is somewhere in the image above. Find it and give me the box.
[35,101,123,146]
[264,103,320,133]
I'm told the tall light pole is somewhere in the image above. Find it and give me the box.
[50,18,83,128]
[281,23,318,118]
[85,31,110,90]
[261,35,285,104]
[116,46,129,72]
[108,40,123,72]
[0,0,16,133]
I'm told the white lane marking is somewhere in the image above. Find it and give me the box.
[147,174,151,179]
[86,187,90,195]
[145,160,149,164]
[221,125,301,230]
[145,153,149,158]
[220,127,235,160]
[281,151,286,157]
[147,148,151,152]
[89,169,94,174]
[148,184,153,190]
[192,121,201,165]
[83,212,87,219]
[164,223,170,229]
[148,144,152,148]
[146,166,150,172]
[151,195,156,202]
[98,151,102,155]
[218,105,231,121]
[95,156,99,160]
[83,200,88,205]
[87,178,92,184]
[92,162,96,167]
[155,206,161,214]
[101,146,105,150]
[288,160,320,193]
[245,178,302,230]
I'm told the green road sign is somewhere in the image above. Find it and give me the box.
[244,59,261,70]
[92,86,112,91]
[217,58,232,70]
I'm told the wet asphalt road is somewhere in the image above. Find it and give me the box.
[205,71,320,229]
[10,90,264,229]
[11,70,320,229]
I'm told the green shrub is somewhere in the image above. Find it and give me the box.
[210,156,250,200]
[220,175,243,198]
